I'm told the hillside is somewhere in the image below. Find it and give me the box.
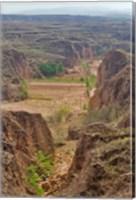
[1,13,133,198]
[2,15,131,77]
[2,49,133,197]
[55,49,133,198]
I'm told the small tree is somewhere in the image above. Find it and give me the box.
[80,61,91,97]
[80,61,90,75]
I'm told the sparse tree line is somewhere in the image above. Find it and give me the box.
[39,62,64,77]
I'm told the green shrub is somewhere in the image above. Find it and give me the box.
[83,75,97,97]
[19,80,29,98]
[27,151,53,196]
[80,61,97,97]
[27,164,44,196]
[36,151,53,177]
[39,62,64,77]
[80,77,84,82]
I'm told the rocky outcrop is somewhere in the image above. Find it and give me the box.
[89,50,130,109]
[3,49,30,80]
[57,124,132,198]
[2,111,54,196]
[2,48,30,101]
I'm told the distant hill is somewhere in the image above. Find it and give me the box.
[2,14,132,78]
[2,14,131,23]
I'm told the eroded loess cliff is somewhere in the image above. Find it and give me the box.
[2,49,30,101]
[89,49,130,109]
[2,111,54,196]
[49,40,94,68]
[3,49,30,80]
[56,49,132,198]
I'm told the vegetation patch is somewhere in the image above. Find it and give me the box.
[85,103,127,125]
[27,151,53,196]
[19,80,29,98]
[80,61,97,97]
[48,103,70,124]
[33,77,85,83]
[39,62,64,77]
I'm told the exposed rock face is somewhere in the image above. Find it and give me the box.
[2,111,54,196]
[2,48,30,101]
[3,49,30,80]
[50,40,94,68]
[57,124,132,198]
[89,50,130,109]
[67,42,94,67]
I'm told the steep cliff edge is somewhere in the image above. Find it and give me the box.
[89,50,130,109]
[56,49,132,198]
[2,111,54,196]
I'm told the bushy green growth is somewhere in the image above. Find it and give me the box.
[80,61,97,97]
[36,151,53,177]
[80,77,84,82]
[19,80,29,98]
[27,151,53,196]
[27,164,44,196]
[83,75,97,97]
[39,62,64,77]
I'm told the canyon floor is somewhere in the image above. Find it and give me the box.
[2,80,94,196]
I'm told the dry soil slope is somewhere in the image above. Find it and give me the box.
[2,111,54,196]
